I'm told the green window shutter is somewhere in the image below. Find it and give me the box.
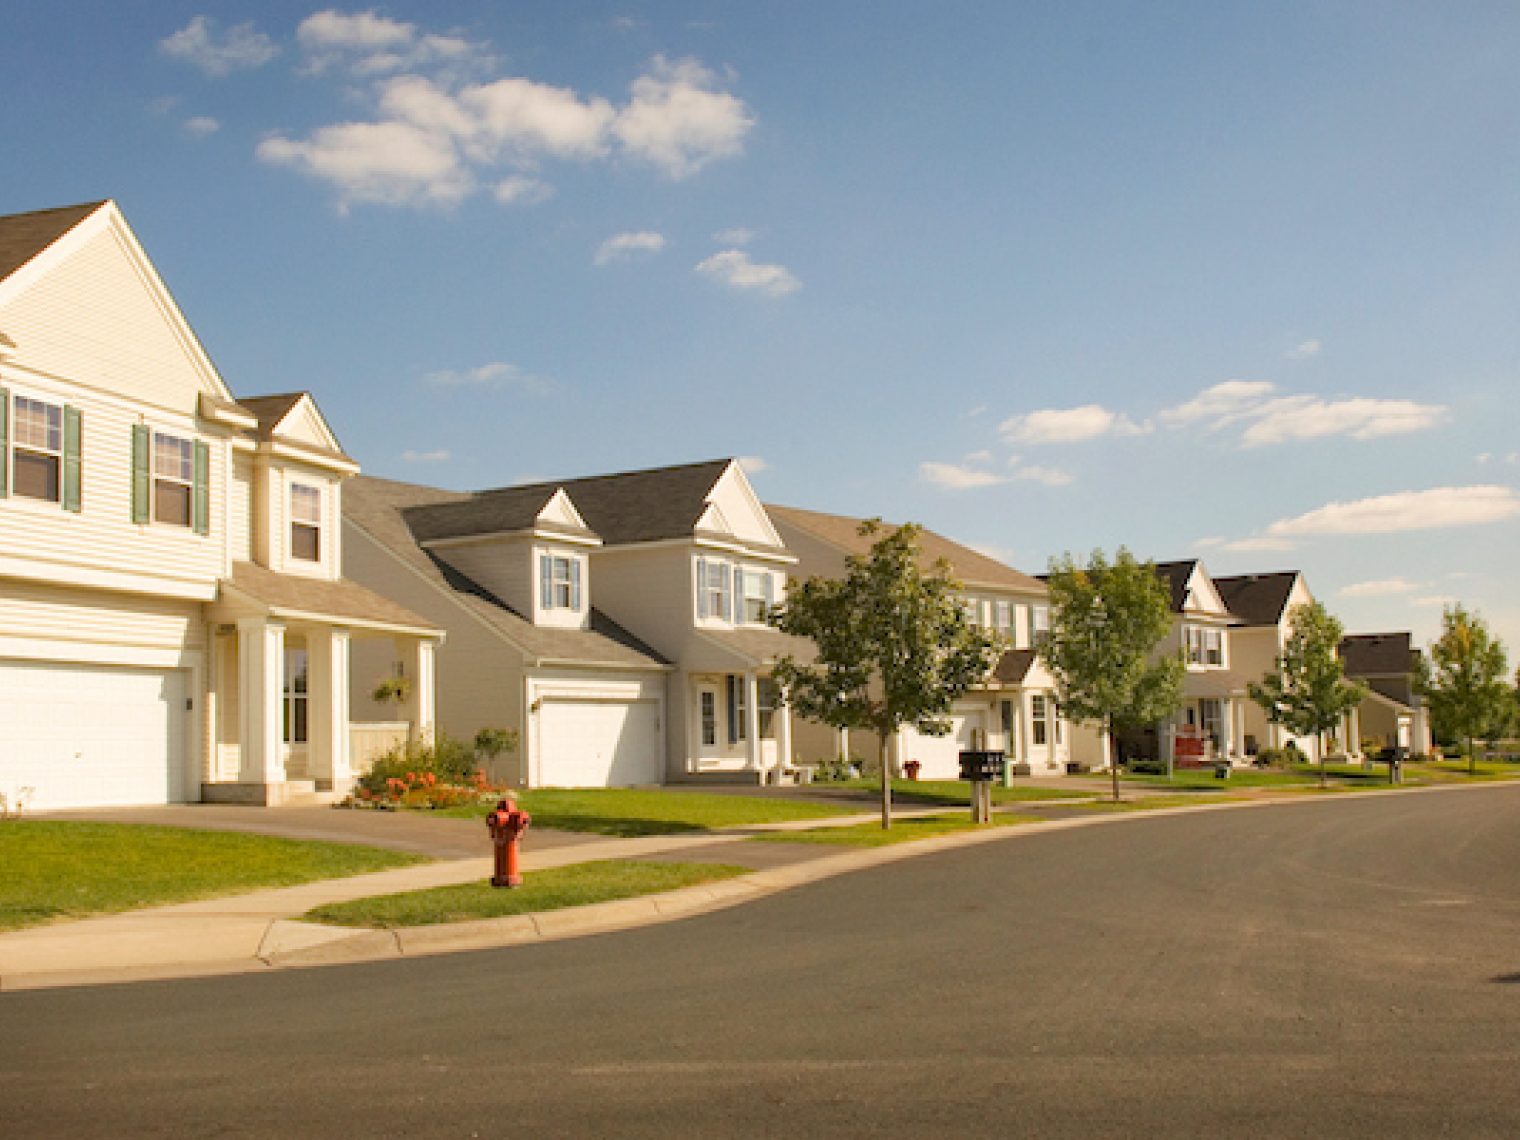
[0,387,9,498]
[131,423,150,523]
[62,405,82,513]
[192,440,210,535]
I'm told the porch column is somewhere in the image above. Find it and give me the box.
[774,700,793,785]
[837,726,849,763]
[308,628,352,792]
[398,636,438,743]
[1017,692,1031,764]
[744,670,761,773]
[237,617,285,786]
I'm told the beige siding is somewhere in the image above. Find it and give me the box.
[264,463,341,579]
[0,384,228,591]
[437,537,536,618]
[0,225,218,415]
[0,581,202,653]
[589,546,695,662]
[229,453,253,563]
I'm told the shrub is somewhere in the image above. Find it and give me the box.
[1253,747,1290,768]
[352,733,502,808]
[1127,759,1167,775]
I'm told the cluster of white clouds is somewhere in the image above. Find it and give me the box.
[594,231,666,266]
[919,453,1073,490]
[591,227,800,296]
[422,361,551,394]
[1000,379,1448,449]
[159,12,755,209]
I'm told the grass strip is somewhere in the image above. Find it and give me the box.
[0,822,427,932]
[440,788,861,836]
[750,812,1042,847]
[818,778,1098,805]
[1072,794,1243,812]
[305,859,749,928]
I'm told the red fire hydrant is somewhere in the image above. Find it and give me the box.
[486,797,531,889]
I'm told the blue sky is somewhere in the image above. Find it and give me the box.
[4,2,1518,655]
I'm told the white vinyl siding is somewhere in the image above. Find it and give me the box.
[229,453,253,561]
[0,580,203,654]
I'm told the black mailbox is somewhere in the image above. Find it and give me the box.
[958,749,1006,782]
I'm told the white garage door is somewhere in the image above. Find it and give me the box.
[0,660,188,810]
[538,699,662,787]
[901,710,987,781]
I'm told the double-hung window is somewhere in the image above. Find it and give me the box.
[994,601,1013,635]
[739,569,773,624]
[153,433,194,526]
[6,394,79,509]
[1031,693,1049,746]
[699,690,718,747]
[726,675,748,743]
[283,648,309,744]
[538,553,582,611]
[290,483,322,562]
[1030,605,1051,648]
[696,557,731,621]
[1186,626,1223,666]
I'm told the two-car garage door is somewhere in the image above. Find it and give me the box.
[0,660,188,810]
[537,698,662,787]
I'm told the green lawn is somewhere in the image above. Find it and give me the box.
[0,822,428,931]
[1087,759,1520,792]
[750,812,1042,847]
[817,778,1097,805]
[305,859,748,927]
[1072,794,1243,812]
[439,788,863,836]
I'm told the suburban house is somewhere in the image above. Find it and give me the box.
[1214,571,1320,758]
[1339,632,1433,756]
[344,459,810,787]
[766,504,1080,779]
[0,200,442,811]
[1107,559,1246,766]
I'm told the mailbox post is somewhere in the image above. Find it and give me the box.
[959,749,1005,823]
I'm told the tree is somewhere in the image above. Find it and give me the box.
[769,520,1000,828]
[1043,549,1184,802]
[1419,604,1511,775]
[1248,602,1367,788]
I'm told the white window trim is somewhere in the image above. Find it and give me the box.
[11,392,64,504]
[289,482,323,564]
[151,430,194,527]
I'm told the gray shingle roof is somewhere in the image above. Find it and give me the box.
[766,503,1046,592]
[407,458,735,547]
[1153,560,1199,613]
[344,474,668,668]
[225,561,439,634]
[1215,572,1300,627]
[0,201,106,286]
[1339,632,1417,678]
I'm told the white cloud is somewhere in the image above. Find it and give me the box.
[1158,380,1276,427]
[1339,577,1421,598]
[963,449,993,464]
[1240,396,1448,447]
[1192,536,1225,549]
[160,16,278,77]
[595,230,666,266]
[183,116,221,138]
[1413,595,1459,608]
[493,175,552,205]
[1286,338,1322,361]
[259,40,748,209]
[422,361,551,394]
[738,455,768,475]
[258,120,472,210]
[999,404,1147,445]
[919,462,1006,490]
[695,249,800,296]
[612,56,754,179]
[714,227,755,245]
[1222,536,1299,552]
[1477,452,1493,464]
[1264,485,1520,539]
[402,448,451,464]
[1012,464,1074,487]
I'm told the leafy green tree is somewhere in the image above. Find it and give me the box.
[1419,605,1511,775]
[1043,549,1184,802]
[1248,602,1367,788]
[769,520,1000,828]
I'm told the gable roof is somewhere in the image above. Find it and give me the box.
[343,474,667,669]
[1153,560,1199,613]
[236,391,356,468]
[1339,632,1418,678]
[0,201,106,286]
[404,458,738,547]
[766,503,1046,592]
[223,561,439,636]
[1215,572,1301,627]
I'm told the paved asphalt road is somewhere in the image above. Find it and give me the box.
[4,787,1518,1138]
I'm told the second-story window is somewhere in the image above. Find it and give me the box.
[290,483,322,562]
[539,553,582,611]
[1030,604,1051,647]
[739,569,773,624]
[12,396,63,503]
[1186,626,1223,666]
[696,557,731,621]
[153,433,193,526]
[994,601,1013,634]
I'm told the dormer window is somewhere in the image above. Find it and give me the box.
[539,553,582,611]
[290,483,322,562]
[696,557,732,621]
[153,433,193,526]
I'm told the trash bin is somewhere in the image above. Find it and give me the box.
[1214,762,1231,779]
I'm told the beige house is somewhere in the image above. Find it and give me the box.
[1339,632,1433,756]
[0,201,441,810]
[767,504,1079,779]
[1214,571,1320,758]
[344,459,808,786]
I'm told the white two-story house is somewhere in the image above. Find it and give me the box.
[767,504,1078,779]
[344,458,808,786]
[1214,571,1321,758]
[0,200,441,810]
